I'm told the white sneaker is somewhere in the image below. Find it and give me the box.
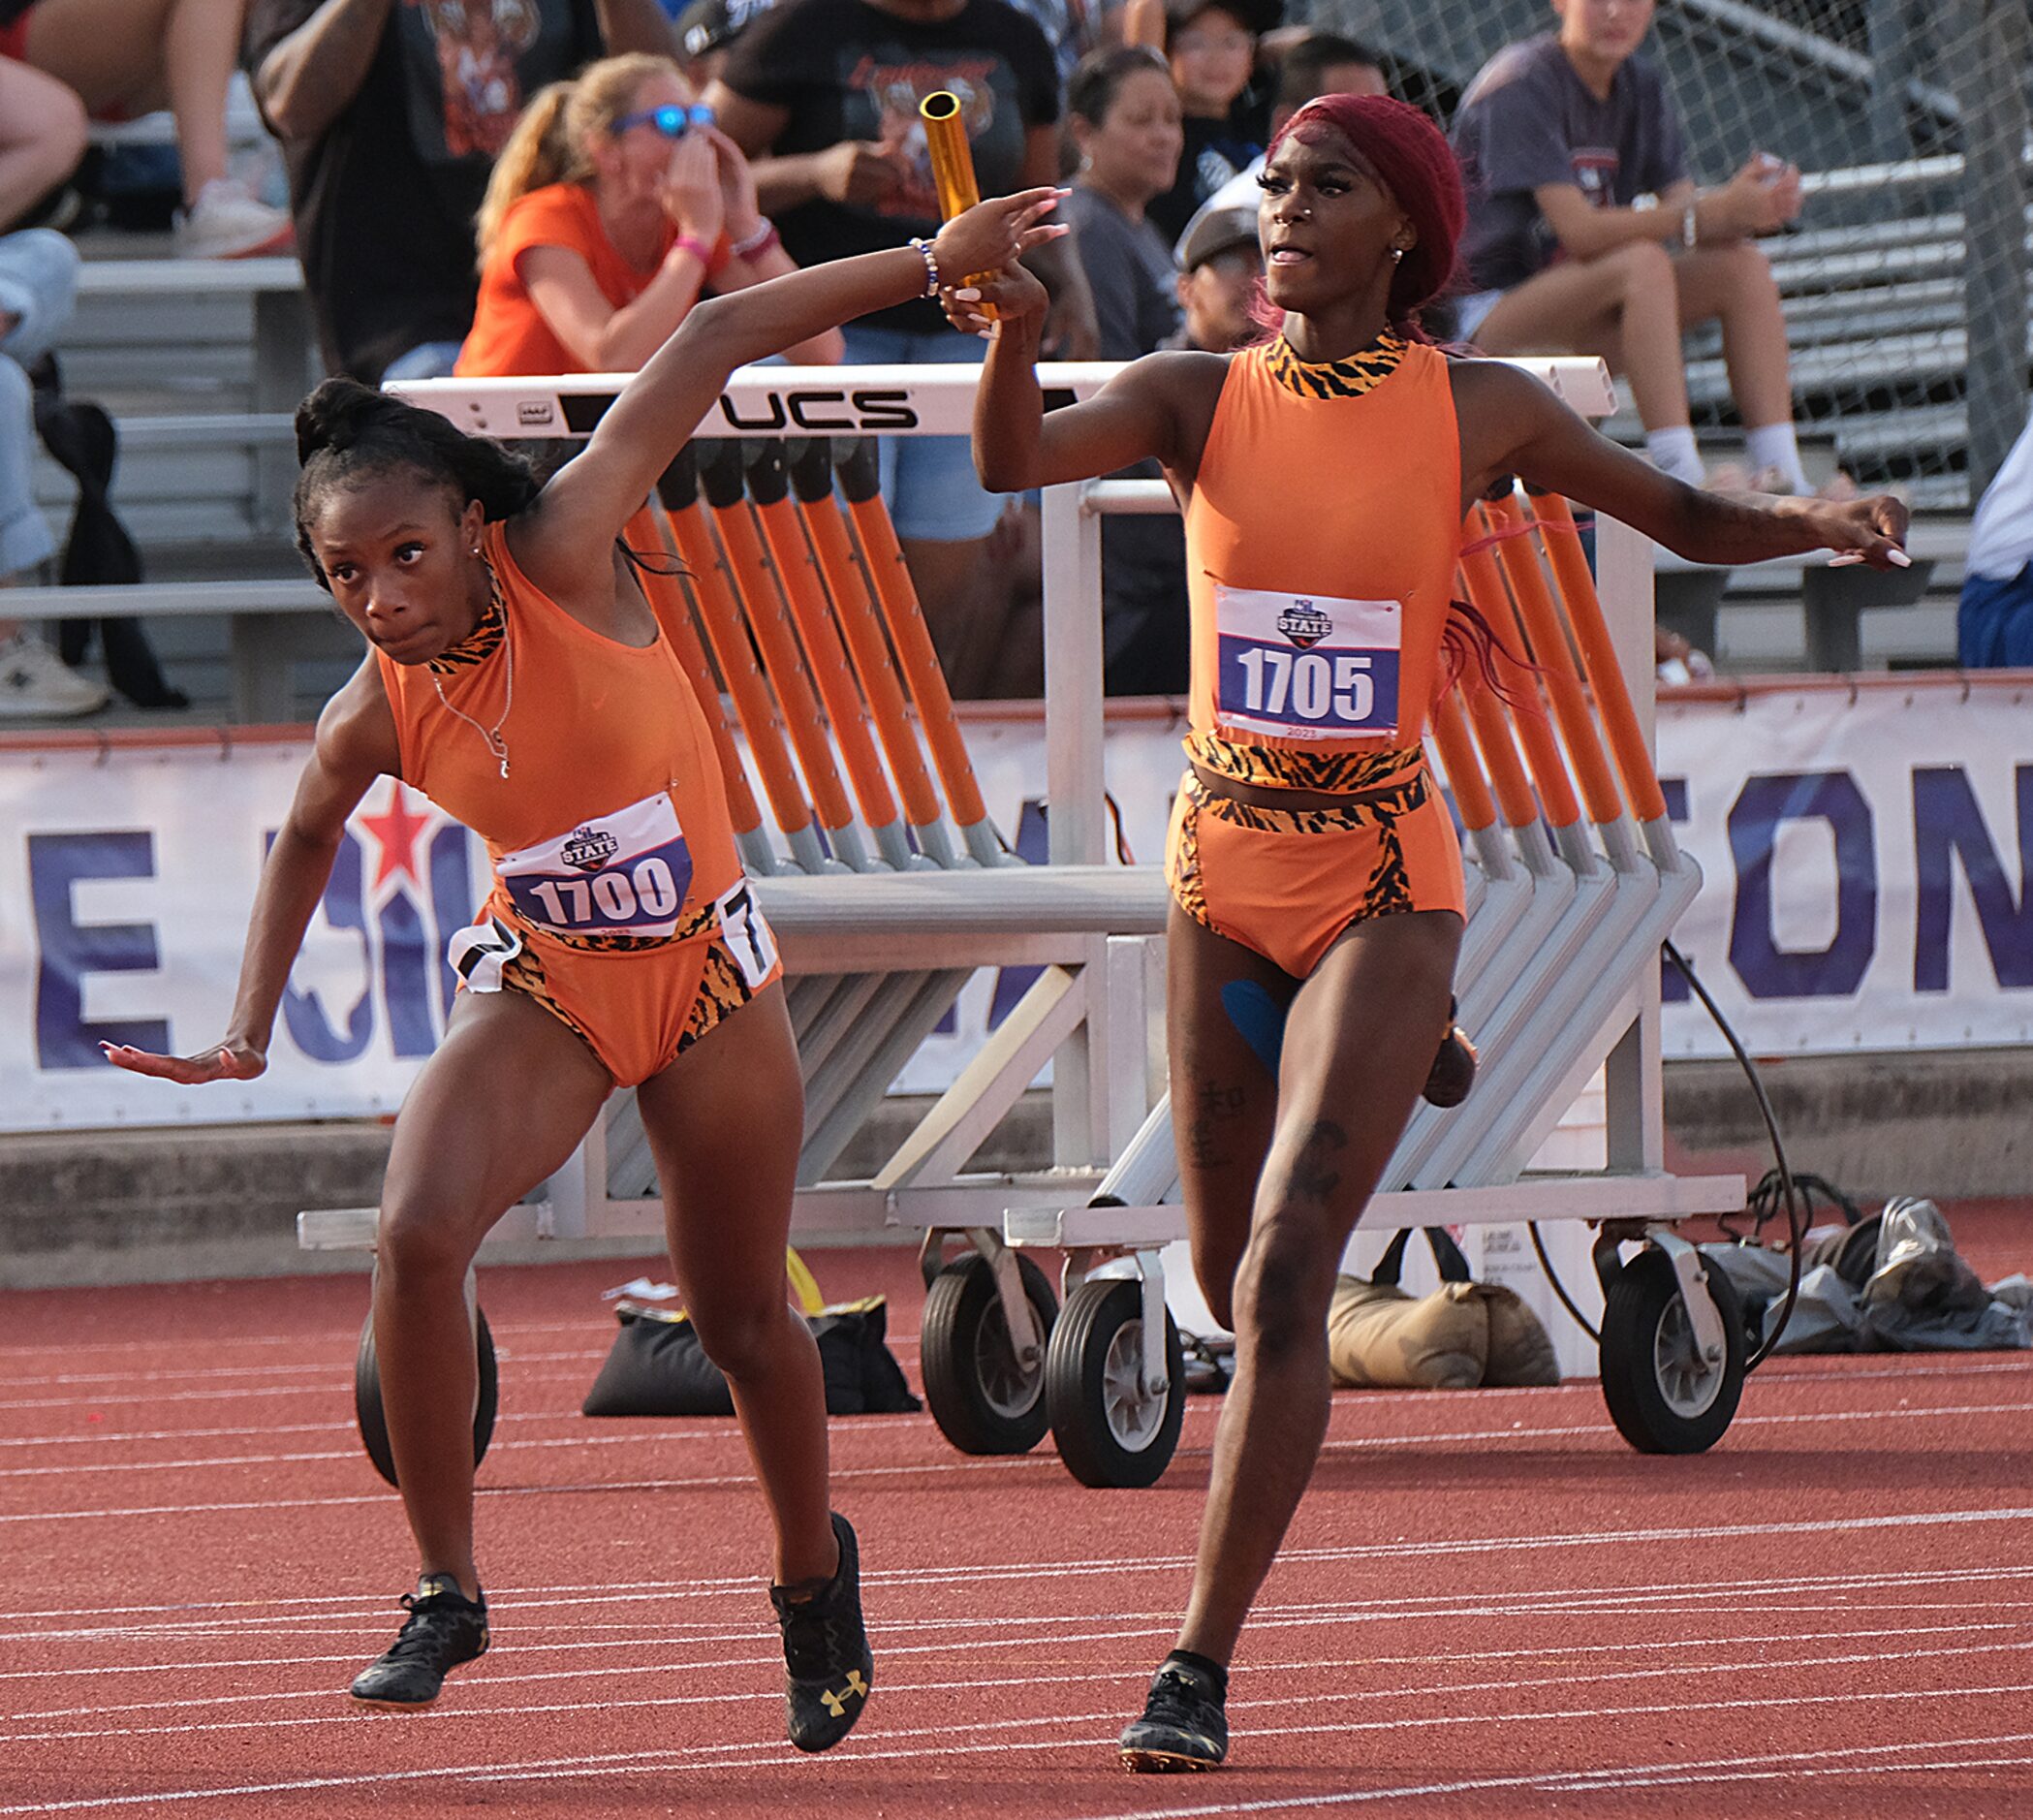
[172,178,295,260]
[0,632,111,717]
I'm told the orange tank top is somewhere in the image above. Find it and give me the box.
[377,522,739,942]
[1183,332,1463,791]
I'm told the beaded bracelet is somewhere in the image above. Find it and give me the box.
[729,220,779,260]
[907,235,942,298]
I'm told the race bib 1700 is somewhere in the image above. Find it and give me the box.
[495,791,694,937]
[1213,584,1402,741]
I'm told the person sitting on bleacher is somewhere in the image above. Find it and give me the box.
[1,0,295,258]
[1450,0,1828,496]
[456,55,839,377]
[1958,407,2033,669]
[245,0,679,386]
[0,222,109,715]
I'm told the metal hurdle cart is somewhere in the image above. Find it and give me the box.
[302,361,1745,1489]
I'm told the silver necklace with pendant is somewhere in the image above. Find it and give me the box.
[430,568,515,778]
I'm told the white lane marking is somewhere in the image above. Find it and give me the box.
[4,1398,2033,1496]
[10,1684,2033,1813]
[8,1613,2018,1722]
[1,1536,2026,1641]
[9,1624,2032,1746]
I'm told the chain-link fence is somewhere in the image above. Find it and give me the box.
[1293,0,2032,507]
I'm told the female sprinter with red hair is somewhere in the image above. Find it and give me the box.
[961,93,1907,1772]
[103,185,1064,1746]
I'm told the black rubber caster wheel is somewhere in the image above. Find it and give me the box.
[1046,1277,1185,1489]
[920,1253,1058,1455]
[1599,1247,1746,1455]
[355,1304,498,1488]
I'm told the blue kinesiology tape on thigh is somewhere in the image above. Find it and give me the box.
[1220,979,1288,1078]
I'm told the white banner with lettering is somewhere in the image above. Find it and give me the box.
[3,675,2029,1130]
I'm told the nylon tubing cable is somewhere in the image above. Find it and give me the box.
[1524,939,1804,1374]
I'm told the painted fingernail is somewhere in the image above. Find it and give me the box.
[955,287,981,300]
[978,329,993,340]
[1827,551,1865,566]
[1887,548,1912,567]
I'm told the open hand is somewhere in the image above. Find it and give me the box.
[659,129,726,245]
[1815,492,1911,570]
[702,124,764,242]
[101,1037,267,1085]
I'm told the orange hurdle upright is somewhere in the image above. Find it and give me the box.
[655,452,831,876]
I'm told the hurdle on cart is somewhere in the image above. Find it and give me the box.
[300,361,1745,1490]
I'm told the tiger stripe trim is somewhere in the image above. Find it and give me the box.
[1263,330,1408,400]
[1185,729,1423,796]
[1170,780,1209,927]
[1192,770,1429,834]
[427,568,507,673]
[497,942,602,1054]
[675,935,762,1055]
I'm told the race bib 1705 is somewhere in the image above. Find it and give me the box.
[1213,583,1402,741]
[495,790,693,937]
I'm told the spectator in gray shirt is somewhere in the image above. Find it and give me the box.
[1451,0,1825,495]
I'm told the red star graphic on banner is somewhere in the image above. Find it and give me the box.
[358,781,432,889]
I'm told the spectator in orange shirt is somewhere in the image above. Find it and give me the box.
[458,54,840,376]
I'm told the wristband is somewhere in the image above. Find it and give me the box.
[729,220,778,260]
[672,234,716,267]
[908,235,941,298]
[1681,201,1699,249]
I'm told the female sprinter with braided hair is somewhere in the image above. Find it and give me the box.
[102,184,1066,1742]
[960,93,1908,1773]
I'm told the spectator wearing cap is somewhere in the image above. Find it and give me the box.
[1143,0,1273,248]
[670,0,766,87]
[457,54,839,377]
[1169,195,1257,353]
[1451,0,1822,495]
[247,0,679,386]
[1082,191,1261,697]
[1958,407,2033,668]
[704,0,1099,699]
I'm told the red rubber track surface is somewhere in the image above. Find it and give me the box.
[1,1205,2029,1818]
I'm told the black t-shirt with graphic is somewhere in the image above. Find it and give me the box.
[244,0,605,384]
[721,0,1060,333]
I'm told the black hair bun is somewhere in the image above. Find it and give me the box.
[295,376,389,465]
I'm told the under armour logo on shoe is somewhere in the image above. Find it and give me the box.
[820,1669,869,1716]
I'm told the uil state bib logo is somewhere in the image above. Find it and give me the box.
[1215,583,1403,740]
[560,826,619,872]
[1277,601,1334,649]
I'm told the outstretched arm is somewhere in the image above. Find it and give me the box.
[102,665,395,1085]
[1454,360,1909,569]
[517,188,1067,588]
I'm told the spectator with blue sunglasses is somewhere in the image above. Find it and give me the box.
[459,52,840,375]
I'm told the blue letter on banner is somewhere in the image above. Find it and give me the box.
[278,832,373,1062]
[1728,771,1876,998]
[1912,765,2033,990]
[28,832,172,1067]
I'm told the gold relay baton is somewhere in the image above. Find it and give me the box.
[919,90,997,322]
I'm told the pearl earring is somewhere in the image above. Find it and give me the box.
[1391,246,1405,264]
